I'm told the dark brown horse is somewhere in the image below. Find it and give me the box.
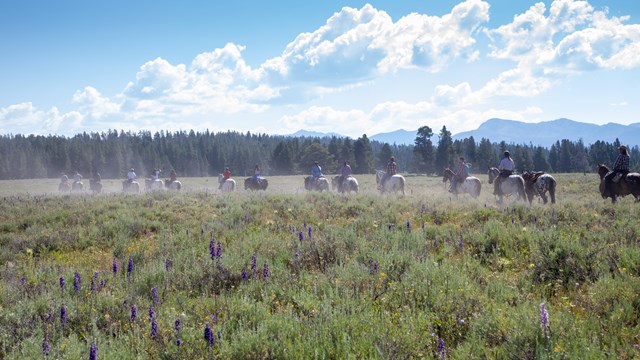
[596,164,640,203]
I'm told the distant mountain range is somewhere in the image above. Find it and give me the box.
[288,118,640,147]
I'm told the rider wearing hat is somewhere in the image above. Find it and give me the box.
[127,168,137,182]
[494,150,515,195]
[604,145,630,197]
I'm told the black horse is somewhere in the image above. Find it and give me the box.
[244,177,268,191]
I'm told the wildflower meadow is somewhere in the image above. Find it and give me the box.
[0,174,638,359]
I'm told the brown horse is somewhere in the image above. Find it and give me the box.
[596,164,640,203]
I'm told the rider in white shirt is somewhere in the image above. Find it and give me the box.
[127,168,137,182]
[494,151,514,195]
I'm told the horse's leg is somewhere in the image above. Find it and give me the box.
[540,191,548,204]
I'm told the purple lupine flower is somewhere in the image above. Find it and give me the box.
[263,263,270,280]
[73,271,81,293]
[60,305,68,324]
[370,260,379,275]
[251,254,257,274]
[241,268,248,282]
[99,279,105,290]
[148,307,155,321]
[434,236,438,248]
[436,338,446,358]
[511,217,515,225]
[216,241,222,258]
[20,276,26,286]
[422,222,425,231]
[89,342,97,360]
[174,318,182,331]
[130,305,137,322]
[458,237,463,249]
[435,218,440,225]
[534,216,538,224]
[299,231,304,242]
[186,229,189,236]
[112,259,118,276]
[406,220,411,232]
[150,319,158,338]
[127,258,134,276]
[303,221,307,229]
[42,336,51,357]
[204,324,215,347]
[151,287,159,305]
[421,203,426,214]
[308,226,312,238]
[387,224,393,231]
[90,272,98,292]
[540,302,550,338]
[59,276,65,293]
[209,238,216,259]
[176,339,182,347]
[165,258,172,271]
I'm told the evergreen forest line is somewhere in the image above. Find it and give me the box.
[0,126,636,180]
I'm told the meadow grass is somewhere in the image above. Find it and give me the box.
[0,173,638,359]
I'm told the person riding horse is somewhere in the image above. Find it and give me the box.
[449,157,468,193]
[311,161,323,180]
[151,168,161,181]
[382,157,397,187]
[604,145,630,197]
[252,164,261,187]
[494,151,515,195]
[219,167,231,189]
[338,161,352,191]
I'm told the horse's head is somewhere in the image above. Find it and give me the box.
[442,168,453,183]
[487,167,498,183]
[375,170,383,184]
[596,164,609,179]
[522,171,532,181]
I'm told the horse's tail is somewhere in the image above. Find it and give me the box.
[400,177,406,195]
[473,179,481,198]
[517,177,527,201]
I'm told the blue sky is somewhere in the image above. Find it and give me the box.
[1,0,639,138]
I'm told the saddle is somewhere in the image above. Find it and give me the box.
[613,172,625,183]
[523,171,545,183]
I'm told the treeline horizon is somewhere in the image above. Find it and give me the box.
[0,127,636,180]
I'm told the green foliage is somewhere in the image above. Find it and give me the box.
[0,174,638,358]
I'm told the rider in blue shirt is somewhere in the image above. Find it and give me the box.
[311,161,323,179]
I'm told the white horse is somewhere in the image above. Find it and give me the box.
[218,174,236,192]
[487,167,526,202]
[122,180,140,193]
[145,178,164,191]
[442,168,481,199]
[71,181,84,192]
[375,170,406,195]
[331,175,359,193]
[165,179,182,191]
[304,176,330,192]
